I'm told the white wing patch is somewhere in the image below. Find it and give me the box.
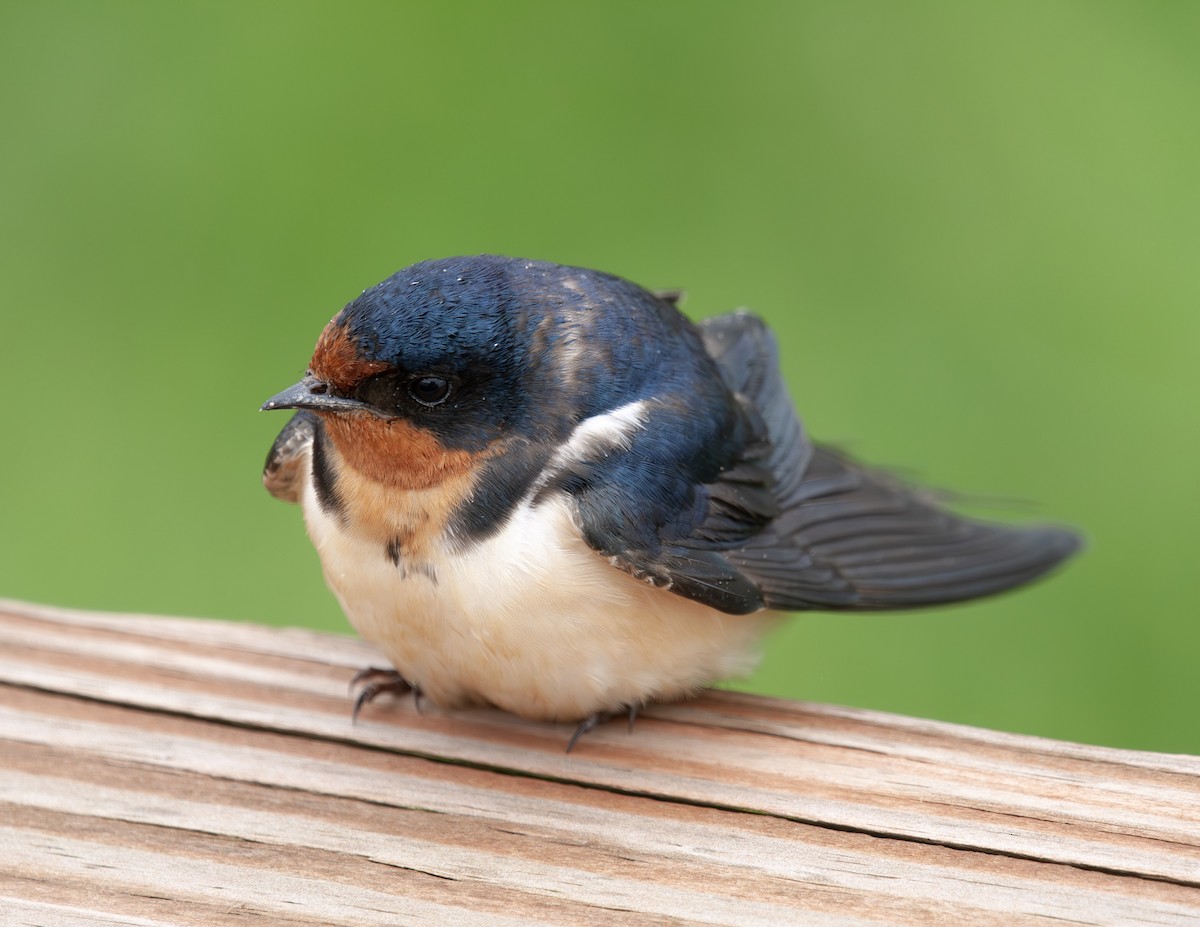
[537,400,649,491]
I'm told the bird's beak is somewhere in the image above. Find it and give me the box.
[261,374,368,414]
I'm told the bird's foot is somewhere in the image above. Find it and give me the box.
[566,703,641,753]
[348,666,424,722]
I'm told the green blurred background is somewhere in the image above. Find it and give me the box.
[2,2,1196,753]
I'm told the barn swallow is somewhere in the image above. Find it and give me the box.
[262,255,1078,749]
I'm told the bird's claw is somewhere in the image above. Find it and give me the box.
[566,702,641,753]
[348,666,423,722]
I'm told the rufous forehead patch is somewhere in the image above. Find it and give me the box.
[310,321,391,392]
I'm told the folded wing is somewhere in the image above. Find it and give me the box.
[567,311,1079,615]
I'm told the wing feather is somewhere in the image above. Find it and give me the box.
[263,411,316,504]
[566,310,1079,615]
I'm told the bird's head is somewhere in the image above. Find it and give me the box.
[262,255,695,489]
[265,257,533,451]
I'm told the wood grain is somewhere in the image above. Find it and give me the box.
[0,598,1197,925]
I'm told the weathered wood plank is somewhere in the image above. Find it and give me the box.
[0,598,1197,925]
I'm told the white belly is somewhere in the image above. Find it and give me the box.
[302,482,777,721]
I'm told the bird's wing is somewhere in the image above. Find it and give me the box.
[726,444,1080,610]
[263,410,316,504]
[563,311,1079,615]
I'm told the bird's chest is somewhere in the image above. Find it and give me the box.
[299,468,774,721]
[300,477,627,717]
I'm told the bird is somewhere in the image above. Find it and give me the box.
[261,254,1079,750]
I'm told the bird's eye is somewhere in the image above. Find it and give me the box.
[408,375,451,406]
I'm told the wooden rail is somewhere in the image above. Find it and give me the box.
[0,598,1197,925]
